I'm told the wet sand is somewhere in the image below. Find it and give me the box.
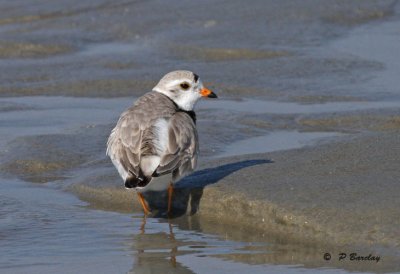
[70,130,400,268]
[1,95,398,272]
[2,0,400,273]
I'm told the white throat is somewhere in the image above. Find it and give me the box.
[154,89,201,111]
[173,92,201,111]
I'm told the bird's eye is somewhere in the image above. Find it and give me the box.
[180,82,190,90]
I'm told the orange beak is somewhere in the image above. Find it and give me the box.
[200,87,218,98]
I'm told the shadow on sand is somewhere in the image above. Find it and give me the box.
[143,159,272,218]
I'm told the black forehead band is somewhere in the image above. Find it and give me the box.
[193,73,199,83]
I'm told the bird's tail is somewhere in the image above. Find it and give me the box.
[125,170,151,188]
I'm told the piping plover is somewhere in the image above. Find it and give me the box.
[107,70,217,214]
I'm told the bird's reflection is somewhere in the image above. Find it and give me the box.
[140,216,146,234]
[129,216,194,274]
[129,160,272,273]
[168,221,178,268]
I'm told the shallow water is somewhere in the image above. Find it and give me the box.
[217,131,341,158]
[201,99,400,114]
[0,179,277,274]
[330,18,400,98]
[1,180,380,274]
[1,0,400,273]
[0,180,132,273]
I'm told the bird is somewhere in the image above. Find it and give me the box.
[106,70,217,215]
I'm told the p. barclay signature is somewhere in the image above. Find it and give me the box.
[339,253,380,263]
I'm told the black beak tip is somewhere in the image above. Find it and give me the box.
[208,92,218,98]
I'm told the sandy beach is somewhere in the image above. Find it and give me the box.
[1,0,400,273]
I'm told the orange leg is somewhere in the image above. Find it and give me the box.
[137,192,151,215]
[167,183,174,214]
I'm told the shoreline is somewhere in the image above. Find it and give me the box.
[1,95,398,252]
[68,129,400,272]
[69,130,400,248]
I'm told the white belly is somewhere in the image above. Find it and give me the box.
[136,173,173,193]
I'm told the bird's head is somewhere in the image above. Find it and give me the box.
[152,70,217,111]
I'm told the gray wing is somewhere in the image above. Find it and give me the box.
[107,106,146,177]
[106,92,176,178]
[153,112,199,180]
